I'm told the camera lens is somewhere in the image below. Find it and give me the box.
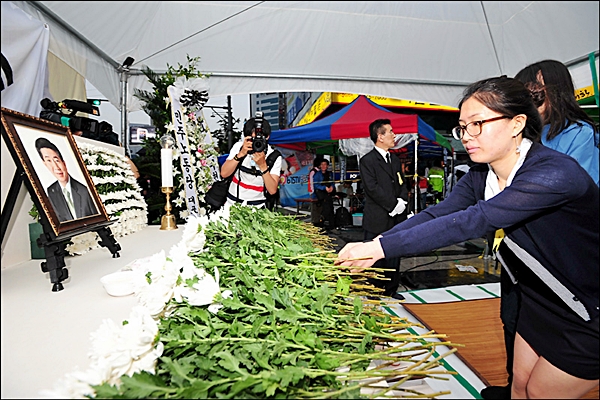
[252,136,267,153]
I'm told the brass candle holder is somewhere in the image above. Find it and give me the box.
[160,186,178,230]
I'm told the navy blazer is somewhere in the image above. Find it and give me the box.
[379,142,599,320]
[47,176,98,222]
[359,149,409,235]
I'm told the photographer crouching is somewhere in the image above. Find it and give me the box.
[221,112,282,208]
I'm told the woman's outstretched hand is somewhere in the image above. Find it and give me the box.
[334,238,385,273]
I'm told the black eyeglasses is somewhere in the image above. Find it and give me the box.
[451,116,511,140]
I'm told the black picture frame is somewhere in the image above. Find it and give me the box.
[1,107,110,238]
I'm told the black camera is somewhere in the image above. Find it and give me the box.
[250,111,268,154]
[39,98,100,137]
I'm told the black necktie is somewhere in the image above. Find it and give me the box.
[386,153,391,164]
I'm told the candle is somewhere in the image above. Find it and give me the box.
[161,148,173,187]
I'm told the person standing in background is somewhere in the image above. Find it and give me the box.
[426,159,445,204]
[417,174,429,211]
[359,119,409,299]
[308,157,323,225]
[313,158,336,230]
[516,59,598,185]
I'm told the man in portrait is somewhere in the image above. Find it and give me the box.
[35,137,98,222]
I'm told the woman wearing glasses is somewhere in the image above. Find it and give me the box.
[480,60,600,399]
[336,76,599,399]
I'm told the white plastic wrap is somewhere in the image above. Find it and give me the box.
[339,134,418,159]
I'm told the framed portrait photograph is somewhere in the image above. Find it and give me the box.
[1,107,110,238]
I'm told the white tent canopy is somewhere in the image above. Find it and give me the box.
[9,1,599,114]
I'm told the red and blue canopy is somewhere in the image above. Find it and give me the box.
[269,95,447,154]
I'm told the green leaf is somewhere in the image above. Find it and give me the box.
[358,333,373,354]
[294,327,317,348]
[250,315,268,337]
[179,379,212,398]
[118,372,171,397]
[336,276,351,295]
[91,382,122,398]
[276,366,305,388]
[275,349,302,366]
[353,295,363,316]
[254,292,276,311]
[229,376,261,397]
[274,308,300,324]
[264,381,280,397]
[314,353,341,370]
[249,345,275,371]
[215,350,244,375]
[160,356,196,385]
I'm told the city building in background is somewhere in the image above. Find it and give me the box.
[250,92,314,129]
[250,93,280,129]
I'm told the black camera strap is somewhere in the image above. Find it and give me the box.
[238,149,281,176]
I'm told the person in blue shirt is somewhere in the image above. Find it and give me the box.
[516,59,598,185]
[336,76,599,399]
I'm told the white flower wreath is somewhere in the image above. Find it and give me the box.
[65,143,148,255]
[164,77,221,219]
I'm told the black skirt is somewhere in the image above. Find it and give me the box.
[517,273,599,380]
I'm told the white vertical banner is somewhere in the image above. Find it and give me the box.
[1,1,50,116]
[167,86,199,218]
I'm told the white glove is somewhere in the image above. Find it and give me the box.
[389,198,407,217]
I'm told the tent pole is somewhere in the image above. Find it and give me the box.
[120,69,129,155]
[119,57,134,156]
[331,156,335,186]
[414,134,418,214]
[227,95,233,151]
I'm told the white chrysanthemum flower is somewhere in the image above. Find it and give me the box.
[181,215,208,253]
[208,204,231,227]
[83,306,163,388]
[126,250,180,318]
[182,267,220,306]
[38,366,101,399]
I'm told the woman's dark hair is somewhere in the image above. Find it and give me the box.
[514,59,597,140]
[458,76,542,143]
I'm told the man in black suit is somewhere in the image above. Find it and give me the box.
[35,137,98,222]
[359,119,409,298]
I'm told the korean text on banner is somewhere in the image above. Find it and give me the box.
[167,86,199,217]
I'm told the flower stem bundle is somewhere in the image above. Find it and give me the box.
[93,205,459,398]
